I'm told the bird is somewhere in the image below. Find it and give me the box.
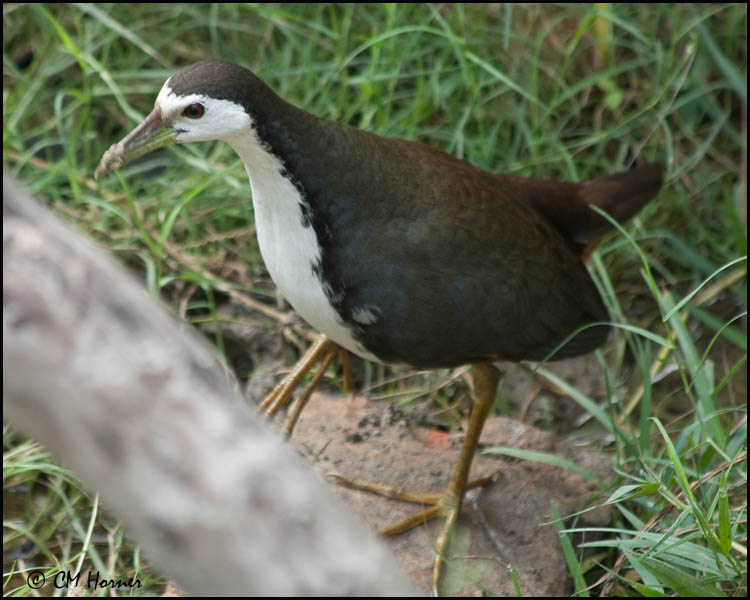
[96,59,663,593]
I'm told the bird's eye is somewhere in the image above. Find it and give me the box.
[182,103,205,119]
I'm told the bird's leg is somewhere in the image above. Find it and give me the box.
[258,334,338,423]
[283,347,336,437]
[338,347,355,393]
[428,361,500,592]
[330,361,500,595]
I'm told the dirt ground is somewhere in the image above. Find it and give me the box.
[284,386,613,596]
[227,300,746,596]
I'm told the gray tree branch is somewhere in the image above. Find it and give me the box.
[3,177,415,597]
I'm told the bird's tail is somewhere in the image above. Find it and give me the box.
[575,162,665,248]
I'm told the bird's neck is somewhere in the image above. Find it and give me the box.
[224,101,378,361]
[224,101,322,274]
[225,96,334,218]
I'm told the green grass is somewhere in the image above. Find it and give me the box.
[3,3,746,596]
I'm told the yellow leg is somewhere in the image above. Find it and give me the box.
[338,347,355,393]
[284,347,336,437]
[258,334,337,418]
[431,361,499,593]
[329,361,500,595]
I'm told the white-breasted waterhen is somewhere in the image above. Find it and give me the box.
[96,60,663,593]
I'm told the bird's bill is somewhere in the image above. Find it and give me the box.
[95,106,177,179]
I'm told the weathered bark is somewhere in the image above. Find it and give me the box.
[3,177,415,597]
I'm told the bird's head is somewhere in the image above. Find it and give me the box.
[95,60,268,178]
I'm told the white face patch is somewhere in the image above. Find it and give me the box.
[154,85,378,362]
[156,84,253,143]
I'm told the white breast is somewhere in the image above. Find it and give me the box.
[226,127,378,362]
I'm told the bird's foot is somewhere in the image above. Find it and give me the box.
[328,362,501,595]
[258,334,352,437]
[328,471,497,595]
